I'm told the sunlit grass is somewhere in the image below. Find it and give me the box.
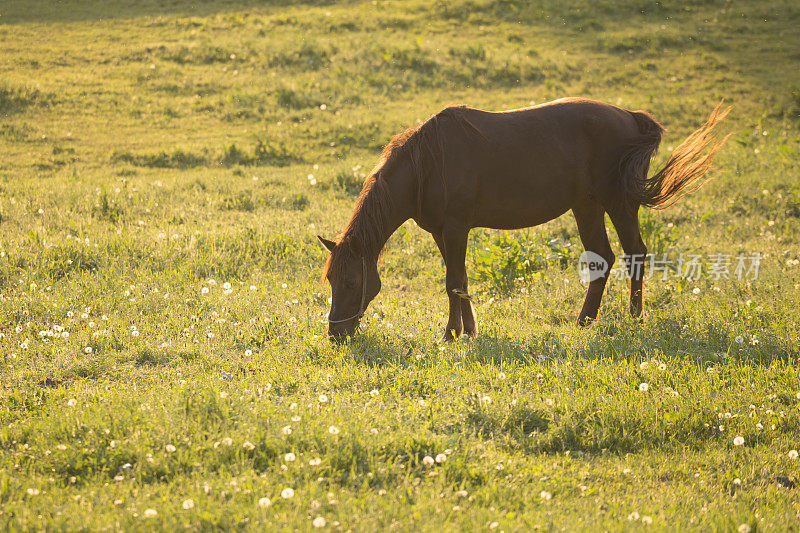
[1,0,800,530]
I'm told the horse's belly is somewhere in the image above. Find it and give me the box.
[471,174,582,229]
[472,202,572,229]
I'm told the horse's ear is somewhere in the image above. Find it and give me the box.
[317,235,336,253]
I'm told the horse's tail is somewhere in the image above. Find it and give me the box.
[620,101,731,211]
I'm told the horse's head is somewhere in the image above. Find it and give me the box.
[318,235,381,342]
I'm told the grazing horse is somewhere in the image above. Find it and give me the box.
[318,98,729,342]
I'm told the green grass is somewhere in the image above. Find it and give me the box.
[1,0,800,530]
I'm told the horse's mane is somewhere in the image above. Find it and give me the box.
[322,106,483,282]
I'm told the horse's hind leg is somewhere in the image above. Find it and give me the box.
[607,206,647,319]
[573,201,615,326]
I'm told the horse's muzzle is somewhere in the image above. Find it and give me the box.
[328,319,359,343]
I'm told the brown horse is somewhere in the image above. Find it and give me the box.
[318,98,729,342]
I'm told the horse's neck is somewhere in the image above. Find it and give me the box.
[352,164,416,260]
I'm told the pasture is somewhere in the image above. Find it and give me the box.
[1,0,799,530]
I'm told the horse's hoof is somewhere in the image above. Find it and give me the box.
[439,330,457,343]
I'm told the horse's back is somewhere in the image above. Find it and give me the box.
[440,99,646,229]
[462,98,639,143]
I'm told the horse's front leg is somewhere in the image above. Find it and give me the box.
[433,231,476,340]
[460,294,477,338]
[437,225,471,342]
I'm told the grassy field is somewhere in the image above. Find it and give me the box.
[2,0,800,530]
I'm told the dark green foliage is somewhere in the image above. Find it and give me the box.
[220,190,256,212]
[268,42,334,69]
[252,139,301,166]
[471,232,577,294]
[275,87,312,109]
[92,191,124,223]
[156,44,238,65]
[0,82,51,115]
[111,148,207,169]
[335,170,364,196]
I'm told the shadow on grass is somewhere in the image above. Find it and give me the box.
[318,331,416,368]
[466,313,794,367]
[455,398,727,455]
[326,309,793,369]
[1,0,351,24]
